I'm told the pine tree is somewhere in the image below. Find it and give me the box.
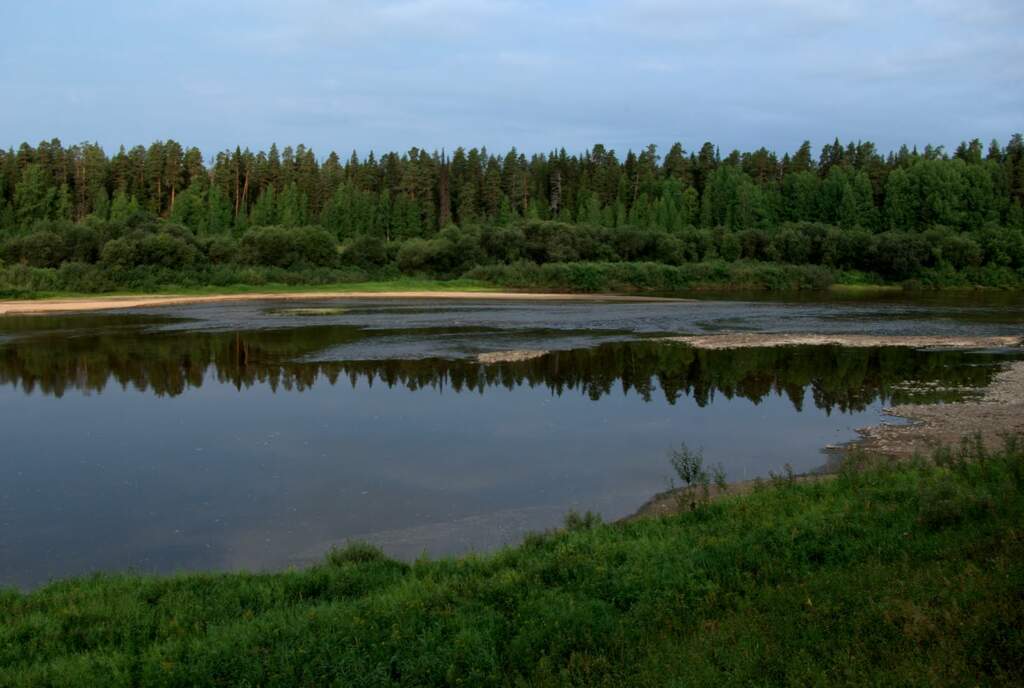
[497,195,514,226]
[663,143,689,183]
[681,187,699,228]
[54,183,73,221]
[789,141,814,174]
[169,182,207,231]
[250,186,277,226]
[884,168,917,231]
[90,187,110,221]
[277,182,308,226]
[207,185,233,234]
[14,164,57,227]
[457,182,478,227]
[110,189,140,223]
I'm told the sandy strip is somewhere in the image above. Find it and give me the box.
[0,291,686,316]
[666,333,1023,350]
[477,350,549,364]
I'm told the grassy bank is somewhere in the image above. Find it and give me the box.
[3,256,1021,301]
[466,260,837,292]
[3,442,1022,686]
[2,260,842,300]
[2,278,498,301]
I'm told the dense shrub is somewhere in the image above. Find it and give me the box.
[1,231,67,267]
[240,226,338,268]
[871,231,934,280]
[62,225,103,263]
[204,236,239,264]
[98,237,136,270]
[134,233,201,269]
[468,260,834,292]
[480,226,526,263]
[1,215,1021,294]
[56,262,116,292]
[340,234,386,269]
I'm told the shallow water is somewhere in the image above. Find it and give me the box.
[0,296,1020,589]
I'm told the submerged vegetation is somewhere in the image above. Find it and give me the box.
[2,440,1022,686]
[2,136,1024,296]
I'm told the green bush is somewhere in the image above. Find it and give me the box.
[204,236,239,264]
[56,262,115,292]
[135,233,201,269]
[241,226,338,268]
[1,214,1021,294]
[98,237,137,270]
[467,260,834,292]
[1,231,67,267]
[340,234,387,269]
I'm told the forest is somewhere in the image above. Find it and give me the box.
[1,135,1023,294]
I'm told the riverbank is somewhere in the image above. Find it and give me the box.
[640,343,1024,516]
[857,360,1024,457]
[666,332,1024,350]
[3,443,1021,686]
[0,282,685,315]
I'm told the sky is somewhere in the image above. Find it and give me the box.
[1,0,1021,159]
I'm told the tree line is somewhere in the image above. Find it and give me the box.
[4,136,1024,233]
[1,135,1023,293]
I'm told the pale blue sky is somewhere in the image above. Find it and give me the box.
[1,1,1021,158]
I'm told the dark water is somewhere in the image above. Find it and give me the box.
[0,297,1020,589]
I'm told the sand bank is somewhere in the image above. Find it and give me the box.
[0,290,685,316]
[666,333,1022,350]
[477,350,550,364]
[856,360,1024,458]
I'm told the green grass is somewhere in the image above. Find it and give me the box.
[3,441,1022,686]
[828,283,904,294]
[4,261,1020,302]
[5,278,500,301]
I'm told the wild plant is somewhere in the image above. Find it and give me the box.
[769,462,797,488]
[668,443,725,511]
[712,463,728,493]
[563,509,602,532]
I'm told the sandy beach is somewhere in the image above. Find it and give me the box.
[0,290,686,316]
[665,332,1023,350]
[856,359,1024,458]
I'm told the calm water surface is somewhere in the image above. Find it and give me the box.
[1,296,1020,589]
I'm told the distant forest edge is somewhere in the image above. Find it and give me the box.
[1,135,1023,295]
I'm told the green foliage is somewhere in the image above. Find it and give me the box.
[109,189,139,224]
[325,541,391,566]
[668,443,728,511]
[3,136,1024,295]
[2,442,1022,686]
[468,259,835,292]
[341,234,388,269]
[13,164,57,226]
[1,230,66,267]
[4,135,1024,236]
[239,226,337,268]
[563,510,603,532]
